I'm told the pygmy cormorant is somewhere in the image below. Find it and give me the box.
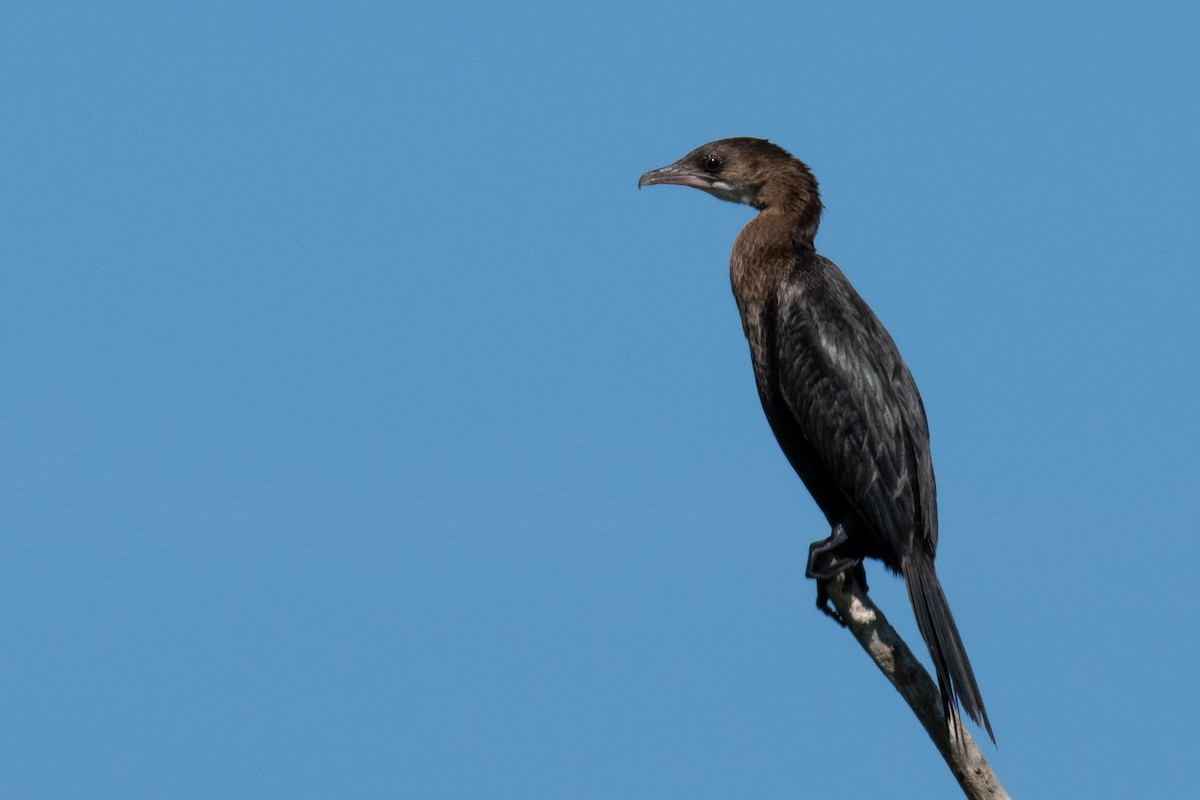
[639,137,993,742]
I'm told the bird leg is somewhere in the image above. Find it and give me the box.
[805,521,860,579]
[805,522,867,626]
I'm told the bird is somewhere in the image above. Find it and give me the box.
[638,137,993,743]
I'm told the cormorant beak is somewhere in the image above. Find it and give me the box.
[639,159,756,206]
[638,161,714,192]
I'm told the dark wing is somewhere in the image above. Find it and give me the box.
[774,256,937,563]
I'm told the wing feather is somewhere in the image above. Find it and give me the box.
[774,256,937,562]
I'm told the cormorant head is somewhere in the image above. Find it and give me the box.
[638,137,820,219]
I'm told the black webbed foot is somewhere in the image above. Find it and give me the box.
[804,522,860,580]
[805,523,866,626]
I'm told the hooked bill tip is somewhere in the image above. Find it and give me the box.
[637,169,662,189]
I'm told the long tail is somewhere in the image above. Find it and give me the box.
[904,551,994,743]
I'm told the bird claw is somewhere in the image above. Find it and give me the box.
[815,581,849,627]
[806,522,868,627]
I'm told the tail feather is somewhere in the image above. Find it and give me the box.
[904,552,994,743]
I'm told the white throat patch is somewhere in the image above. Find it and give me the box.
[709,180,756,206]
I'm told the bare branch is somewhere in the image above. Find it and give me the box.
[821,571,1010,800]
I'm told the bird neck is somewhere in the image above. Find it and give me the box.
[731,208,814,314]
[750,204,820,252]
[753,163,822,244]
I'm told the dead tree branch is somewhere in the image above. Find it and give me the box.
[820,571,1010,800]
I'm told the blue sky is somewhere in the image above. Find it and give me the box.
[3,2,1198,798]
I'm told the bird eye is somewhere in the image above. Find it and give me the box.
[701,154,722,173]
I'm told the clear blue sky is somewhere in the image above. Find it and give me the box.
[3,3,1198,798]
